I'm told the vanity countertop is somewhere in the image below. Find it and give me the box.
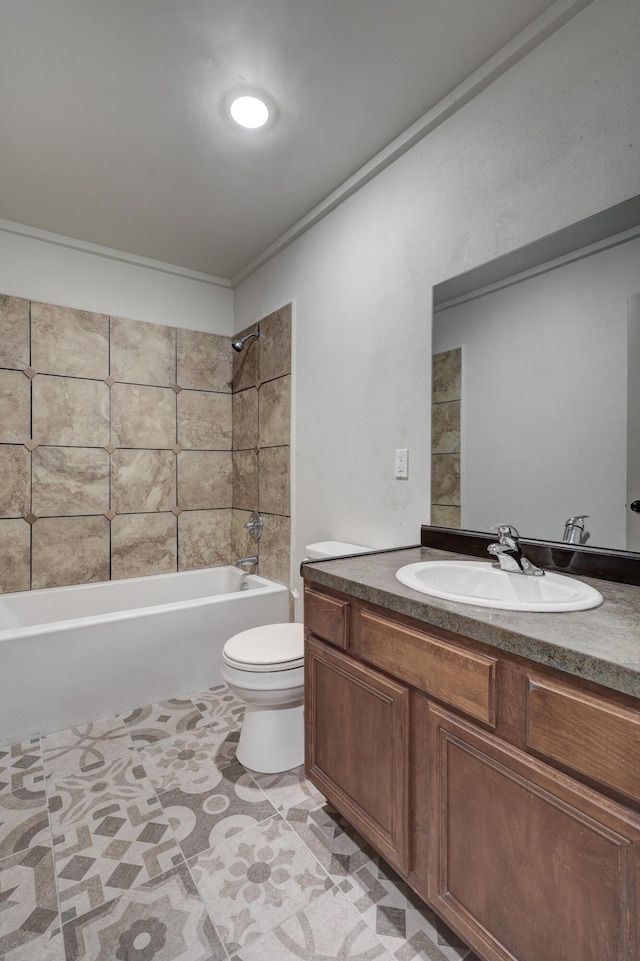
[301,546,640,700]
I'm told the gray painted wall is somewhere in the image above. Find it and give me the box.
[234,0,640,600]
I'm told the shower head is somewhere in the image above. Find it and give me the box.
[232,331,259,353]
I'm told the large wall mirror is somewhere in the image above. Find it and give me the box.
[431,195,640,554]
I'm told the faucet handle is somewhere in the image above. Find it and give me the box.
[488,524,520,539]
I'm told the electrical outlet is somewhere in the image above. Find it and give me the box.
[395,448,409,479]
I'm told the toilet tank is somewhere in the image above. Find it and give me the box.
[304,541,376,560]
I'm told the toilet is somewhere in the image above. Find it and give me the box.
[221,540,375,773]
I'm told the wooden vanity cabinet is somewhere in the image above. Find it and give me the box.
[303,583,640,961]
[305,635,411,873]
[428,702,640,961]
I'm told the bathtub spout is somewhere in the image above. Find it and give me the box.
[236,555,258,571]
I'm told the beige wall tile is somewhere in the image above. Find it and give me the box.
[432,348,462,404]
[232,326,258,393]
[32,516,110,589]
[258,446,290,516]
[111,449,176,513]
[258,514,290,586]
[32,447,109,516]
[111,512,177,580]
[0,518,30,593]
[232,388,258,450]
[233,450,258,511]
[258,376,290,448]
[0,370,31,444]
[110,317,176,386]
[0,295,30,369]
[111,383,176,449]
[33,376,109,447]
[177,450,232,510]
[0,295,293,593]
[177,329,232,392]
[432,401,460,454]
[31,302,109,379]
[431,505,461,528]
[232,509,257,562]
[177,391,232,450]
[259,304,291,383]
[0,294,277,593]
[178,509,233,570]
[431,453,461,506]
[0,445,30,518]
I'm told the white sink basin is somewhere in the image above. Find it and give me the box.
[395,560,603,612]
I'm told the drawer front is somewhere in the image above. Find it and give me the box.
[527,675,640,804]
[304,587,349,649]
[357,610,497,726]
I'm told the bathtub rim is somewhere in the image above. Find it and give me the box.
[0,567,289,643]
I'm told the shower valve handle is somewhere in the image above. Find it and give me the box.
[244,511,263,539]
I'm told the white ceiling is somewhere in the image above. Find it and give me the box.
[0,0,570,280]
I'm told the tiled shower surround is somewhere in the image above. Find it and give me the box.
[0,295,291,594]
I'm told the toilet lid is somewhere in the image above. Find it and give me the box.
[223,623,304,672]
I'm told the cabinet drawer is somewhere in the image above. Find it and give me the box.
[304,587,349,649]
[527,676,640,803]
[357,610,497,725]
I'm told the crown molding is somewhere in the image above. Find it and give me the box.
[231,0,596,287]
[0,219,232,289]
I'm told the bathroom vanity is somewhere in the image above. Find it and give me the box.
[301,545,640,961]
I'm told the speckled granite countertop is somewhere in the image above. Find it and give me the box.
[301,546,640,700]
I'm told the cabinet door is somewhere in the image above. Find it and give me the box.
[427,702,640,961]
[305,635,410,873]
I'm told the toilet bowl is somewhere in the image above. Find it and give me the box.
[221,622,305,773]
[222,540,374,774]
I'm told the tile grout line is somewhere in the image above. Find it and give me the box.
[45,713,178,941]
[3,687,382,961]
[39,732,68,942]
[156,688,271,961]
[176,687,327,959]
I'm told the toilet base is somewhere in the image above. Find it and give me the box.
[236,702,304,774]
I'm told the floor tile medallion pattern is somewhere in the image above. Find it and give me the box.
[0,684,478,961]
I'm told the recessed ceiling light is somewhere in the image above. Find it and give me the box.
[230,95,270,129]
[222,87,277,132]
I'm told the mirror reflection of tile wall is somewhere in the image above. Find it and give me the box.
[431,348,461,528]
[0,295,291,593]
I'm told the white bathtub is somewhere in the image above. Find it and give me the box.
[0,567,289,746]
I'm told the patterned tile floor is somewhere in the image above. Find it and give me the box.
[0,685,481,961]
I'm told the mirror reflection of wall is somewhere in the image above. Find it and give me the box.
[432,233,640,552]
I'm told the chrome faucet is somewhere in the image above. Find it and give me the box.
[562,515,590,545]
[236,555,258,571]
[487,525,545,576]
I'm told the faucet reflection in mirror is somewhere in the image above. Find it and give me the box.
[562,515,590,545]
[431,195,640,553]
